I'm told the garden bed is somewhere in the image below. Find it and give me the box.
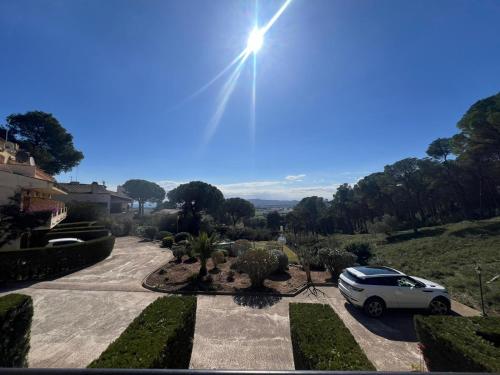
[144,256,332,295]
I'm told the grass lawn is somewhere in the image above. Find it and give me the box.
[335,217,500,315]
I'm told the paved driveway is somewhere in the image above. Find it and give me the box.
[0,237,171,368]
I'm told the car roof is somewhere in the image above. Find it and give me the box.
[48,238,81,243]
[347,266,405,279]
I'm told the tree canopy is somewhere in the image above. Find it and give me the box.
[2,111,83,175]
[167,181,224,217]
[223,197,255,226]
[123,179,166,216]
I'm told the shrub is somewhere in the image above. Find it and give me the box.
[232,239,251,257]
[161,236,174,248]
[0,236,115,282]
[0,294,33,367]
[367,214,398,235]
[57,221,96,228]
[238,248,278,288]
[137,226,158,240]
[319,248,356,279]
[265,241,282,251]
[270,249,289,272]
[156,231,173,240]
[211,250,225,269]
[289,303,375,370]
[174,232,191,243]
[88,296,196,369]
[344,242,373,265]
[414,315,500,372]
[44,229,110,242]
[227,270,235,282]
[172,245,185,261]
[225,227,273,241]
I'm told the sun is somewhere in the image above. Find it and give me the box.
[247,27,264,53]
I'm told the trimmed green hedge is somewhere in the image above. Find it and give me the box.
[415,315,500,372]
[88,296,197,368]
[50,225,105,233]
[0,294,33,367]
[45,229,110,242]
[289,303,375,371]
[56,221,97,228]
[0,235,115,282]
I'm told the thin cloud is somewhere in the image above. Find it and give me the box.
[285,174,306,181]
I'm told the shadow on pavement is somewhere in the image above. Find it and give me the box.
[344,302,419,342]
[233,293,282,309]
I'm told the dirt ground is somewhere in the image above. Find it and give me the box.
[145,256,332,294]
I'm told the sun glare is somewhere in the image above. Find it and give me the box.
[247,27,264,53]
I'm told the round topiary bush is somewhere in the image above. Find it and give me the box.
[238,248,278,288]
[161,236,174,248]
[172,245,185,262]
[174,232,190,243]
[211,250,225,269]
[318,248,356,279]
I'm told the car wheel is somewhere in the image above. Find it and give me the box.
[363,297,385,318]
[429,298,450,315]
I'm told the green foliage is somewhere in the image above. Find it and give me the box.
[123,180,166,216]
[319,248,356,279]
[44,229,110,242]
[231,239,251,257]
[414,315,500,372]
[3,111,83,174]
[161,236,174,248]
[238,248,278,288]
[156,230,172,240]
[137,225,158,240]
[65,201,107,223]
[88,296,196,369]
[367,214,398,235]
[0,236,115,282]
[172,245,185,261]
[56,221,96,228]
[223,197,255,226]
[211,250,225,269]
[427,137,453,162]
[191,232,217,276]
[167,181,224,233]
[266,210,282,230]
[270,249,289,272]
[225,226,273,241]
[344,241,373,265]
[174,232,191,243]
[289,303,375,370]
[0,294,33,367]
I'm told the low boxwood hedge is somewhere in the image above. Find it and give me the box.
[88,296,197,368]
[50,225,105,233]
[0,235,115,282]
[44,229,110,242]
[0,294,33,367]
[56,221,97,228]
[289,303,375,371]
[414,315,500,372]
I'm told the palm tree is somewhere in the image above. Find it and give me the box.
[191,232,218,277]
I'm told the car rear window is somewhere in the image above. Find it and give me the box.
[342,270,366,284]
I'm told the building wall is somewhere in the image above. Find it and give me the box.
[56,193,112,213]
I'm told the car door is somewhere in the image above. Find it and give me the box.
[367,276,400,308]
[394,276,430,308]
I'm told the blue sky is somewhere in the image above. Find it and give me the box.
[1,0,499,200]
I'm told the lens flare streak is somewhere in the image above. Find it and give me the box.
[200,0,292,145]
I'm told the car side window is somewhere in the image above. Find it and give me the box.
[366,277,398,286]
[397,277,417,288]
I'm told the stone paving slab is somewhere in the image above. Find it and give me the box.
[189,295,295,370]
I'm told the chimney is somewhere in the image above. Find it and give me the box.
[91,181,99,193]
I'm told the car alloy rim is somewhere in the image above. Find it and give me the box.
[430,300,448,314]
[368,301,382,316]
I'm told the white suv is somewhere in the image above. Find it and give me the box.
[338,266,450,318]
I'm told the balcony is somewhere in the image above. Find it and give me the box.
[23,197,67,229]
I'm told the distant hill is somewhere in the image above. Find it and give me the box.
[248,199,298,209]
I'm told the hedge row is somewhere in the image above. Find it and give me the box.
[289,303,375,371]
[414,315,500,372]
[44,229,110,242]
[56,221,97,228]
[88,296,197,368]
[0,294,33,367]
[0,235,115,282]
[50,225,105,233]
